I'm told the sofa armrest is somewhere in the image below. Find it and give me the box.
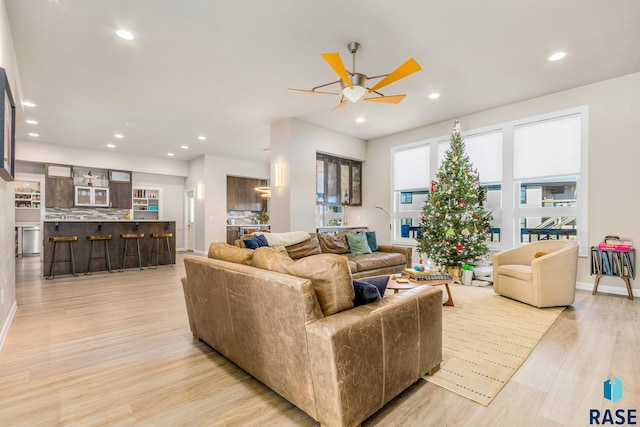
[305,286,442,427]
[378,244,412,267]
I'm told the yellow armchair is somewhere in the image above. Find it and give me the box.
[492,240,578,308]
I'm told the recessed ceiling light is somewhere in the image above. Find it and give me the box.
[428,93,440,99]
[167,152,175,157]
[23,101,36,108]
[198,136,207,141]
[548,52,566,61]
[114,133,124,139]
[106,144,116,148]
[25,119,38,125]
[355,117,365,124]
[28,132,39,137]
[116,29,134,41]
[180,145,189,150]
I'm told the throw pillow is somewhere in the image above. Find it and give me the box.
[252,248,354,316]
[285,233,322,259]
[207,242,254,265]
[359,275,389,296]
[346,232,372,255]
[352,280,381,306]
[317,233,350,254]
[365,231,379,252]
[243,234,269,249]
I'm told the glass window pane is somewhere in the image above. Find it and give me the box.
[340,159,350,204]
[519,216,577,243]
[519,177,577,207]
[394,145,429,190]
[316,155,324,203]
[514,114,581,179]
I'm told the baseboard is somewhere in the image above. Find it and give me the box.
[0,301,17,353]
[194,249,207,256]
[576,280,639,298]
[176,247,186,252]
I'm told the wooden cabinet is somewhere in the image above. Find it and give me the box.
[109,170,132,209]
[227,226,240,245]
[45,177,74,208]
[316,154,362,206]
[227,176,267,211]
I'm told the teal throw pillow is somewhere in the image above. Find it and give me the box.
[365,231,379,252]
[346,232,372,255]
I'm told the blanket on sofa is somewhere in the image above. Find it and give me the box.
[256,231,310,247]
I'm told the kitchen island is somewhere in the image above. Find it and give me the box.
[43,220,176,276]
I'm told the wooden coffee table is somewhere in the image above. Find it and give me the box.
[386,276,454,307]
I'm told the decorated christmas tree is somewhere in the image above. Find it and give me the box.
[416,121,492,270]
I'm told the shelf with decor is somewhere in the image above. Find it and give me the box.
[14,181,42,209]
[590,244,635,300]
[132,187,161,220]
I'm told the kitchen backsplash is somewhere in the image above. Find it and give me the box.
[226,210,261,225]
[45,207,130,220]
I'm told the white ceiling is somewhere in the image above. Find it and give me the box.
[6,0,640,164]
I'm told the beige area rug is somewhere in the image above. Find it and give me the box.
[424,283,564,406]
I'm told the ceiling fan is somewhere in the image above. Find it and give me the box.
[288,42,421,111]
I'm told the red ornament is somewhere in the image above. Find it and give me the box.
[457,242,463,252]
[430,181,435,193]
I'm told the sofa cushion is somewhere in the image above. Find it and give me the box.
[352,280,381,306]
[497,264,532,282]
[317,232,350,254]
[208,242,254,265]
[244,234,269,249]
[345,252,407,272]
[285,233,322,259]
[346,232,372,255]
[253,248,354,316]
[366,231,379,252]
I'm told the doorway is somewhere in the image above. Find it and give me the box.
[184,189,195,252]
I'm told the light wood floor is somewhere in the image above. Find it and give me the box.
[1,254,638,426]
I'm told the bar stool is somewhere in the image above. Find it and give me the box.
[120,233,144,272]
[46,236,78,280]
[86,234,113,275]
[149,233,173,268]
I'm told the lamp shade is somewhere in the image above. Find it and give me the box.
[342,85,366,103]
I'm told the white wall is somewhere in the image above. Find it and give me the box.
[366,72,640,295]
[132,172,186,250]
[270,118,367,232]
[0,0,20,350]
[186,154,269,254]
[16,140,188,177]
[185,156,205,253]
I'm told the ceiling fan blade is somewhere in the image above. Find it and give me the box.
[321,52,352,89]
[288,88,339,95]
[332,98,348,111]
[363,94,406,104]
[368,58,421,93]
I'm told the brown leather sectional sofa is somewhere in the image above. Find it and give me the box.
[235,231,412,279]
[181,243,443,427]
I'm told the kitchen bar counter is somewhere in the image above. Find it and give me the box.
[43,220,176,277]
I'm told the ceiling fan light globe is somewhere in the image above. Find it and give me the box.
[343,85,366,103]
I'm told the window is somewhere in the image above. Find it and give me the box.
[390,106,588,255]
[392,144,430,242]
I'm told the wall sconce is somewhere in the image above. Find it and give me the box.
[274,162,284,188]
[196,182,205,200]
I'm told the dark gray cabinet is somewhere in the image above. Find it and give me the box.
[45,177,74,208]
[109,181,132,209]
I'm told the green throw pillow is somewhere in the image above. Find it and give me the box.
[346,232,372,255]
